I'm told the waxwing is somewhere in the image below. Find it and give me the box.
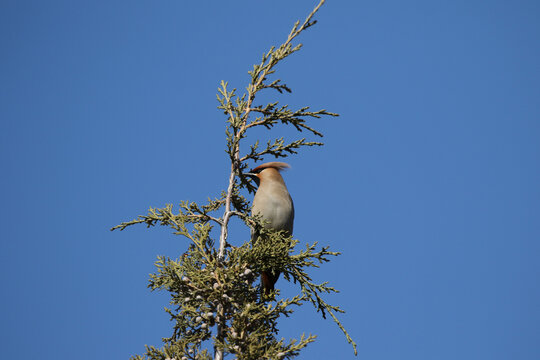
[246,162,294,295]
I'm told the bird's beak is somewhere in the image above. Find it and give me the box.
[244,172,260,186]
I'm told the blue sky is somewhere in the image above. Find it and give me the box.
[1,1,539,359]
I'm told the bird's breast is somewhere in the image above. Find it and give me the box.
[252,184,294,235]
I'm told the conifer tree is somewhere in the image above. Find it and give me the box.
[112,1,356,359]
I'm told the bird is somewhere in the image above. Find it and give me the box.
[245,161,294,295]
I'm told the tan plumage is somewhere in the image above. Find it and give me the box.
[247,162,294,295]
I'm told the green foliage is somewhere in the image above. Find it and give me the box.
[112,1,357,359]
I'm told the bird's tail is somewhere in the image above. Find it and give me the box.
[261,271,281,296]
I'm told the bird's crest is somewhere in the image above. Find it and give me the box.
[251,162,290,173]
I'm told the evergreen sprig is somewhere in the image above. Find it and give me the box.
[112,1,357,359]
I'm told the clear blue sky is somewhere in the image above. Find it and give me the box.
[1,1,539,359]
